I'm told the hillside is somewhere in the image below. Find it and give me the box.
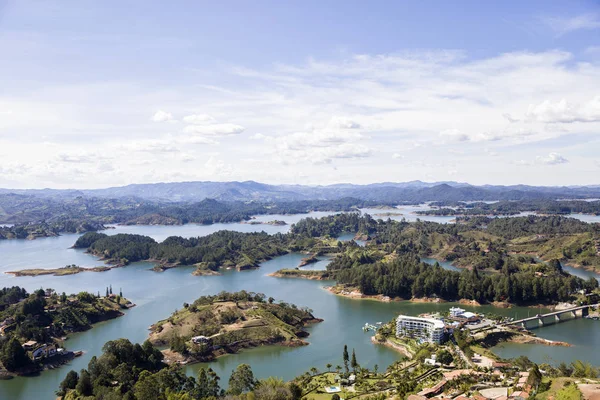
[148,291,321,364]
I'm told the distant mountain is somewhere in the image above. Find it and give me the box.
[2,180,600,203]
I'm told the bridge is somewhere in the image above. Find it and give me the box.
[503,304,598,330]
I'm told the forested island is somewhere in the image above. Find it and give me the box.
[0,220,106,240]
[0,286,133,377]
[65,212,600,307]
[148,291,321,365]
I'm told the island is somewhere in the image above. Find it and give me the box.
[0,286,133,378]
[6,265,110,277]
[0,220,106,241]
[147,291,321,365]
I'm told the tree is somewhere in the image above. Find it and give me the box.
[120,288,123,297]
[57,370,79,396]
[332,394,341,400]
[109,285,113,295]
[228,364,257,395]
[343,345,349,373]
[351,349,358,372]
[335,365,342,374]
[436,349,454,366]
[374,364,379,375]
[310,367,318,376]
[76,369,93,396]
[1,337,31,371]
[288,382,303,400]
[326,363,332,372]
[106,287,109,297]
[197,367,221,398]
[527,365,543,389]
[60,292,67,302]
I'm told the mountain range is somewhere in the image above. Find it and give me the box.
[2,180,600,203]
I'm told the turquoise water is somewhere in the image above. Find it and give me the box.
[0,212,599,398]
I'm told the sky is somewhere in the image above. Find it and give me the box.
[0,0,599,189]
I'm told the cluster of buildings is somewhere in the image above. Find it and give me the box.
[409,369,533,400]
[22,341,66,360]
[396,307,482,344]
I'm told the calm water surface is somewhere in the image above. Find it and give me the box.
[1,212,599,399]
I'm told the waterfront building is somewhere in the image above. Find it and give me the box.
[396,315,445,344]
[449,307,480,323]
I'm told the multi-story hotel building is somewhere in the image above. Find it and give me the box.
[396,315,445,344]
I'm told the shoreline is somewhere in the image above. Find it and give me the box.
[324,285,560,309]
[268,271,330,280]
[371,336,413,358]
[161,339,310,366]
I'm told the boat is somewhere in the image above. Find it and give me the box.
[74,351,84,357]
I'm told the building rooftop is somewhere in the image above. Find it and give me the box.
[397,314,445,328]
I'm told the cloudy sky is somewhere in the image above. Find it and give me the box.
[0,0,599,189]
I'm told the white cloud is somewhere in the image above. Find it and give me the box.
[327,116,361,130]
[503,113,519,123]
[392,153,404,159]
[204,156,233,176]
[439,129,469,142]
[176,135,219,145]
[151,110,174,122]
[526,97,600,123]
[249,133,267,140]
[121,139,180,153]
[182,114,216,124]
[536,152,569,165]
[541,13,600,36]
[57,151,111,163]
[3,45,600,187]
[183,123,245,136]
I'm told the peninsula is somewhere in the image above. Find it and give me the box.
[148,291,321,365]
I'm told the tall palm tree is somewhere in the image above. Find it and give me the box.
[326,363,332,372]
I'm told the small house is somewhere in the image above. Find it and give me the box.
[191,336,211,345]
[22,340,38,350]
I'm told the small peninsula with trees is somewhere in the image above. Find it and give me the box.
[0,286,133,377]
[148,291,321,365]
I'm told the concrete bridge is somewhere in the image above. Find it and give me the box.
[503,304,598,330]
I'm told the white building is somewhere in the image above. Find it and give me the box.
[396,315,445,344]
[449,307,465,317]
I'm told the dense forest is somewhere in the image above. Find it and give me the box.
[329,252,598,304]
[75,230,297,271]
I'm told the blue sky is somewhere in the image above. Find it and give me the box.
[0,0,599,188]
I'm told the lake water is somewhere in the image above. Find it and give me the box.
[420,257,462,272]
[1,211,600,399]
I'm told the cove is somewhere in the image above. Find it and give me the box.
[1,212,600,399]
